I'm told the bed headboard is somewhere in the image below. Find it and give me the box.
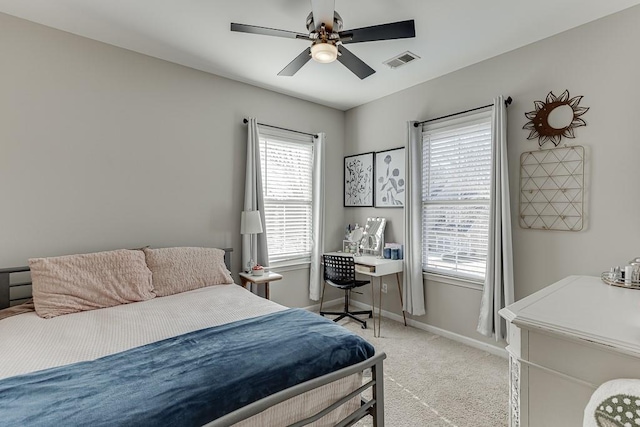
[0,248,233,310]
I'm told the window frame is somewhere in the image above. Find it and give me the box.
[420,110,492,284]
[258,126,315,267]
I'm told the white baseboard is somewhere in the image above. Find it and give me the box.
[347,299,507,359]
[302,298,342,311]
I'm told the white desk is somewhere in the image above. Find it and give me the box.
[324,252,406,337]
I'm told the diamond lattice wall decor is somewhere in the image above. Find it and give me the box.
[519,145,584,231]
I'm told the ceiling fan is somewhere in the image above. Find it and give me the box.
[230,0,415,80]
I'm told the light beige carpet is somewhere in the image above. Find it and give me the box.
[335,315,509,427]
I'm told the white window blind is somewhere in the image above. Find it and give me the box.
[259,129,314,265]
[421,112,492,281]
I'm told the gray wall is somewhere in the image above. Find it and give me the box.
[345,5,640,345]
[4,5,640,337]
[0,12,344,308]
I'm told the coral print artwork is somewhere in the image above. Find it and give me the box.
[344,152,374,207]
[375,147,405,207]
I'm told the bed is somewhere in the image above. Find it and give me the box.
[0,248,386,426]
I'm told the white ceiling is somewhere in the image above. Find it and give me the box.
[1,0,639,110]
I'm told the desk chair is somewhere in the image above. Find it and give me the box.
[320,255,373,329]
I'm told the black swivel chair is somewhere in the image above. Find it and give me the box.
[320,255,373,329]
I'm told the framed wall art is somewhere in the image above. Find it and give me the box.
[344,152,374,207]
[374,147,405,207]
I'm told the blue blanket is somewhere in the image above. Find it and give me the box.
[0,308,375,427]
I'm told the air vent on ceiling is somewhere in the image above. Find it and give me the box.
[384,51,420,69]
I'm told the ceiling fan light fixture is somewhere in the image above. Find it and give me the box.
[311,42,338,63]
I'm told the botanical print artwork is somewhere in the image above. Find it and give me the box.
[375,147,405,207]
[344,153,374,207]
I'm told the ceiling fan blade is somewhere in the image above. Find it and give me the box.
[337,45,375,80]
[231,23,310,40]
[278,48,312,76]
[340,20,415,44]
[311,0,336,31]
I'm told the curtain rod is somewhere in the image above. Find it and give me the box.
[242,118,318,139]
[413,96,513,127]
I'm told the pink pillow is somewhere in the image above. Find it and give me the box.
[30,249,155,319]
[143,247,233,297]
[0,299,35,321]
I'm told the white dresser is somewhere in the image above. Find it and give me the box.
[499,275,640,427]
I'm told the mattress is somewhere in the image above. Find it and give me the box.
[0,284,363,426]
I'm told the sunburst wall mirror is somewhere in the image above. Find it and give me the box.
[523,90,589,147]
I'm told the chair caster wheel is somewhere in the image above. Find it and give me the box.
[361,323,367,329]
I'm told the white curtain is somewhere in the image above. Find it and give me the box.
[309,133,325,301]
[402,121,426,315]
[477,96,514,340]
[243,118,269,295]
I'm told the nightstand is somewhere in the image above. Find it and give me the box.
[238,272,283,300]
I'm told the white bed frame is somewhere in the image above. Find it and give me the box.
[0,248,386,426]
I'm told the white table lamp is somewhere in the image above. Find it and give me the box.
[241,210,264,272]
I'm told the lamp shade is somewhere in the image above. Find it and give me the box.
[241,210,264,235]
[311,42,338,63]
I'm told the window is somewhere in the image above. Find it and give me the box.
[259,128,314,265]
[421,112,492,281]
